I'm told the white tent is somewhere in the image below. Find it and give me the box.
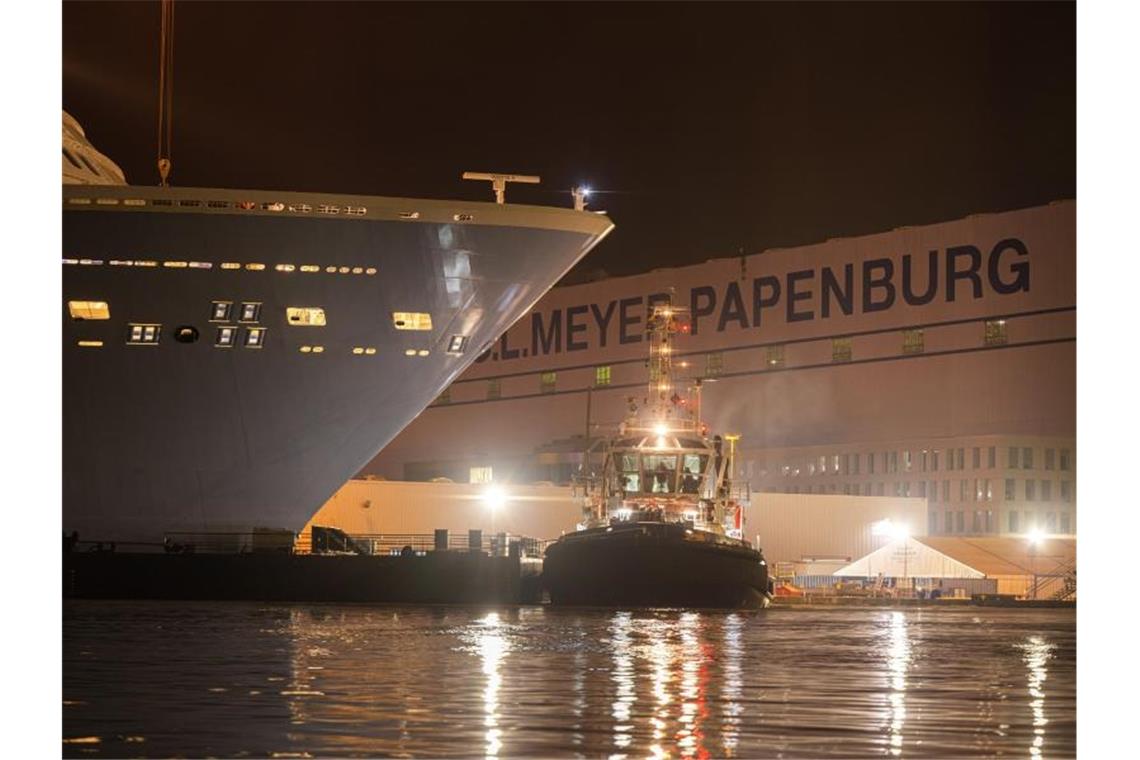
[833,537,984,579]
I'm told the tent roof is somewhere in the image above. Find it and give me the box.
[834,537,984,579]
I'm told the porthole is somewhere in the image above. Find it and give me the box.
[174,325,199,344]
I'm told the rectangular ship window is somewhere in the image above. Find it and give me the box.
[211,301,233,322]
[68,300,110,320]
[244,327,266,348]
[902,329,924,354]
[766,344,784,368]
[127,323,161,345]
[705,351,724,378]
[487,379,501,400]
[392,312,433,330]
[984,319,1008,346]
[540,372,556,394]
[595,365,612,387]
[215,326,236,347]
[286,307,327,326]
[447,335,469,354]
[832,337,852,363]
[239,302,262,323]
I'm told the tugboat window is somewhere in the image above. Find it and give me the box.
[173,325,199,343]
[642,455,678,493]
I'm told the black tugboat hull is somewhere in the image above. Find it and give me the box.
[543,523,770,609]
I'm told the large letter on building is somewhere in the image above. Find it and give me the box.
[862,259,896,313]
[752,275,781,327]
[565,305,589,351]
[786,269,815,322]
[902,251,939,306]
[531,309,563,356]
[690,286,717,335]
[619,296,643,344]
[718,281,750,331]
[946,245,983,302]
[821,264,854,319]
[988,238,1031,295]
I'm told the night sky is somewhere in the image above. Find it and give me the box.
[63,1,1075,279]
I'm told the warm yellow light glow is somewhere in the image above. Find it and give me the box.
[405,349,417,356]
[1027,528,1045,546]
[352,267,364,274]
[275,264,295,272]
[221,262,241,270]
[286,307,327,327]
[365,267,377,275]
[312,346,325,353]
[76,340,104,347]
[133,260,157,267]
[245,263,265,271]
[393,312,433,331]
[338,266,350,274]
[482,486,508,511]
[299,346,312,353]
[417,349,430,357]
[325,266,338,273]
[163,261,188,268]
[352,347,365,355]
[653,423,668,436]
[68,301,110,320]
[364,347,377,355]
[300,265,320,272]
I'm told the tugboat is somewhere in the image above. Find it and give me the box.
[542,306,771,608]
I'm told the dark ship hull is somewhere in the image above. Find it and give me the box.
[543,522,771,609]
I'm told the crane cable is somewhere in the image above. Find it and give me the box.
[156,0,175,186]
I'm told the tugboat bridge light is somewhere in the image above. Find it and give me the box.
[1027,527,1045,546]
[482,486,508,511]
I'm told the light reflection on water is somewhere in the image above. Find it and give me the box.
[63,602,1076,758]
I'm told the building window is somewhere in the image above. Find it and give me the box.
[945,511,955,534]
[842,454,850,475]
[766,344,784,368]
[1045,448,1055,470]
[831,454,840,473]
[929,481,938,503]
[946,449,954,472]
[890,451,898,473]
[956,448,965,470]
[868,453,875,475]
[1060,480,1072,502]
[956,511,965,533]
[903,450,912,472]
[974,479,982,502]
[68,300,110,320]
[831,337,852,363]
[1025,479,1036,501]
[1045,512,1057,533]
[1060,449,1071,471]
[540,372,557,394]
[447,335,469,354]
[1009,510,1019,533]
[487,379,501,400]
[1005,478,1015,501]
[985,479,992,501]
[984,319,1008,346]
[918,481,927,498]
[929,511,938,535]
[1008,447,1019,469]
[988,446,996,469]
[595,365,612,387]
[972,447,981,469]
[392,312,433,330]
[1060,511,1071,533]
[469,466,493,484]
[215,326,236,347]
[902,329,924,355]
[931,450,939,471]
[1022,447,1033,470]
[972,510,982,533]
[1041,480,1052,501]
[942,480,950,502]
[959,479,968,502]
[705,351,724,378]
[239,302,262,323]
[244,327,266,348]
[211,301,232,322]
[286,307,327,327]
[127,323,161,345]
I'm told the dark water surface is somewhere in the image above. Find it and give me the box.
[63,601,1075,758]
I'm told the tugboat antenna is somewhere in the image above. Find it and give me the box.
[156,0,176,186]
